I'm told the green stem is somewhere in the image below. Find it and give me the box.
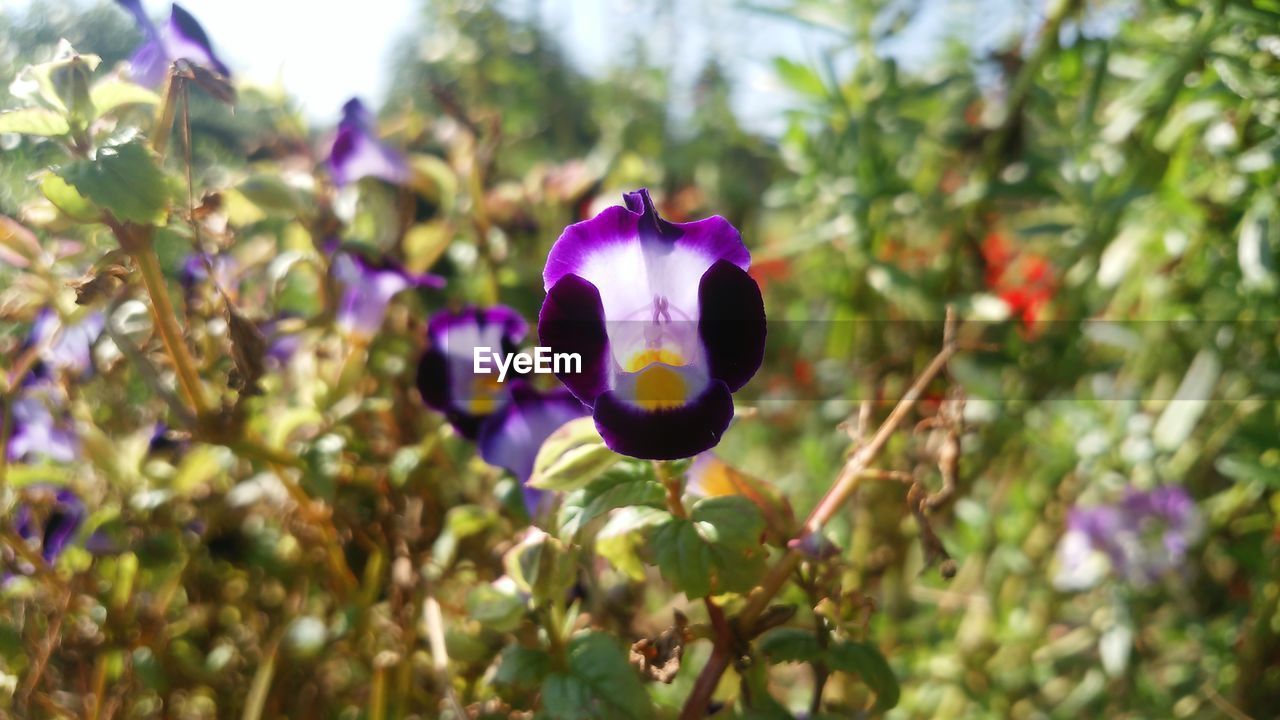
[109,220,211,419]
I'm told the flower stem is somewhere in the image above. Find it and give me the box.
[108,219,211,419]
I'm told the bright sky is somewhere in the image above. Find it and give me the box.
[2,0,1036,133]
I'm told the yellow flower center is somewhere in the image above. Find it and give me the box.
[624,348,686,373]
[633,363,688,411]
[467,375,506,415]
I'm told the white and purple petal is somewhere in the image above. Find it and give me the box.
[476,381,589,516]
[327,99,412,187]
[333,251,444,339]
[538,188,764,459]
[417,306,527,439]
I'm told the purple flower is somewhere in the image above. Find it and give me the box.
[7,381,78,464]
[24,308,103,383]
[479,382,590,516]
[331,251,444,340]
[116,0,230,87]
[1055,486,1201,590]
[179,252,237,294]
[14,486,86,565]
[326,99,411,187]
[417,306,529,438]
[417,306,589,515]
[538,189,766,460]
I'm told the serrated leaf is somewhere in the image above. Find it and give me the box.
[826,641,899,712]
[90,80,161,115]
[650,496,767,599]
[0,108,70,136]
[56,141,169,225]
[541,633,653,720]
[557,464,665,538]
[758,628,823,664]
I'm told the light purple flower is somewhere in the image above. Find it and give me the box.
[179,252,237,295]
[326,99,411,187]
[7,382,78,463]
[25,308,103,382]
[538,188,766,460]
[1055,486,1201,590]
[417,306,588,516]
[331,251,444,339]
[116,0,230,87]
[14,486,86,565]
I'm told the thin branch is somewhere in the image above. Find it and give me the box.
[679,307,959,720]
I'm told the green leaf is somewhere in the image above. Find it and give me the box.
[540,633,654,720]
[466,579,527,633]
[595,506,672,581]
[649,496,767,599]
[773,57,827,98]
[40,172,100,222]
[557,463,665,538]
[504,529,577,603]
[826,641,899,712]
[90,80,161,116]
[0,108,70,136]
[758,628,823,664]
[494,645,552,690]
[236,174,308,214]
[530,416,622,491]
[56,140,170,225]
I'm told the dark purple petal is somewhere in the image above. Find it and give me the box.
[41,490,86,563]
[417,306,528,439]
[117,1,230,87]
[477,382,589,515]
[327,98,411,187]
[697,259,766,392]
[166,4,231,76]
[592,380,734,460]
[623,188,682,243]
[10,486,86,566]
[537,274,611,404]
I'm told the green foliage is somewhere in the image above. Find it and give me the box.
[54,139,169,224]
[540,633,654,720]
[649,496,767,599]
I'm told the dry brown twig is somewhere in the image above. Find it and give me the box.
[679,306,962,720]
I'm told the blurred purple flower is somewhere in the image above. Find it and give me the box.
[14,486,86,565]
[24,308,103,382]
[116,0,230,87]
[538,188,766,459]
[331,251,443,340]
[179,252,237,295]
[326,99,411,187]
[7,381,78,464]
[417,306,588,516]
[1055,485,1201,590]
